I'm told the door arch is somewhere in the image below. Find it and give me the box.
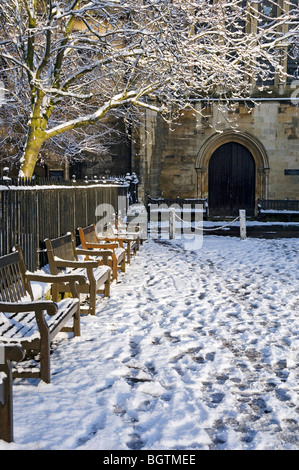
[208,142,255,216]
[195,130,270,216]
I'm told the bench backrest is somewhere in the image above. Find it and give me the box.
[258,199,299,211]
[45,233,77,274]
[0,248,33,302]
[78,225,99,247]
[147,197,208,209]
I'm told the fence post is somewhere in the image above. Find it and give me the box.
[169,208,176,239]
[239,210,247,240]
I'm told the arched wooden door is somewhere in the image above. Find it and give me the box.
[208,142,255,216]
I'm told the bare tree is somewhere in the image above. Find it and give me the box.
[0,0,298,178]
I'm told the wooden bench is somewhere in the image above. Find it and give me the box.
[148,197,209,221]
[99,218,140,263]
[115,214,141,251]
[125,204,148,242]
[45,232,111,315]
[257,199,299,222]
[0,246,86,383]
[78,224,126,281]
[0,344,25,442]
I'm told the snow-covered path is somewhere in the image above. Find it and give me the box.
[1,235,299,450]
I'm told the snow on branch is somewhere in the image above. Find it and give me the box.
[0,0,297,176]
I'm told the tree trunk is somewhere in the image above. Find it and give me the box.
[19,129,46,178]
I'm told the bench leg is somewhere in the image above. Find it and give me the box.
[73,304,81,336]
[121,256,126,273]
[104,277,110,297]
[126,242,131,264]
[89,283,96,316]
[40,335,51,384]
[111,255,118,281]
[0,361,14,442]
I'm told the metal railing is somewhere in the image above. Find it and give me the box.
[0,177,129,271]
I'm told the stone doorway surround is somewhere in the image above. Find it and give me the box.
[195,130,270,216]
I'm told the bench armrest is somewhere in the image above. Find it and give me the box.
[54,258,99,269]
[25,272,87,285]
[118,232,140,238]
[114,236,135,242]
[76,248,114,257]
[97,237,121,242]
[0,300,58,316]
[0,344,25,363]
[96,237,124,247]
[80,243,118,250]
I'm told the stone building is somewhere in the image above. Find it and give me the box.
[132,97,299,217]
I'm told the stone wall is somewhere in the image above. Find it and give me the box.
[134,100,299,204]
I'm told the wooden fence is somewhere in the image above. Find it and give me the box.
[0,179,129,271]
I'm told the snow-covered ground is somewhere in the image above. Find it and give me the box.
[1,233,299,450]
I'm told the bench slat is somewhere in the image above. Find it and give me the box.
[0,311,38,339]
[0,300,78,340]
